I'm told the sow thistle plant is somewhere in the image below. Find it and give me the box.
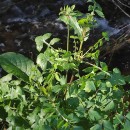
[0,1,130,130]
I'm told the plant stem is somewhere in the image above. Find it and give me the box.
[84,61,110,76]
[67,24,70,52]
[79,41,83,53]
[66,24,70,84]
[69,74,74,84]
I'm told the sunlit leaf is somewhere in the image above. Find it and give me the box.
[84,81,96,92]
[104,100,115,111]
[50,38,60,45]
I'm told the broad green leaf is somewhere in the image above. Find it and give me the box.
[68,16,82,37]
[37,53,48,71]
[52,85,63,93]
[67,97,79,108]
[84,81,96,92]
[59,15,69,25]
[113,114,124,127]
[35,36,44,52]
[95,72,106,80]
[100,62,108,71]
[103,120,114,130]
[0,74,12,82]
[50,38,60,45]
[109,68,126,86]
[35,33,52,51]
[0,52,36,82]
[42,33,52,41]
[68,113,79,123]
[90,124,102,130]
[123,119,130,130]
[37,48,51,71]
[75,106,86,118]
[104,100,115,111]
[60,15,82,38]
[106,81,112,88]
[126,112,130,120]
[88,109,101,121]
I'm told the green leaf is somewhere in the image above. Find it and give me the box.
[0,74,12,82]
[54,72,60,81]
[52,85,63,93]
[69,16,82,37]
[37,53,48,71]
[60,15,82,38]
[27,107,40,125]
[102,32,109,41]
[42,33,52,41]
[104,100,115,111]
[59,76,67,85]
[100,62,108,71]
[113,114,124,127]
[103,120,114,130]
[84,81,96,92]
[67,97,79,108]
[106,81,112,88]
[95,10,105,18]
[90,124,102,130]
[50,38,60,45]
[37,48,51,71]
[88,109,101,121]
[126,112,130,120]
[59,15,69,25]
[35,33,52,51]
[35,36,44,52]
[68,113,79,123]
[123,119,130,130]
[124,75,130,83]
[109,68,126,86]
[0,52,36,82]
[6,115,30,129]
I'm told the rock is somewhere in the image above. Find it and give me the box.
[62,0,86,5]
[9,6,25,17]
[39,7,51,18]
[0,0,13,15]
[25,5,35,15]
[95,18,120,36]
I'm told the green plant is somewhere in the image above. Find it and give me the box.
[0,1,130,130]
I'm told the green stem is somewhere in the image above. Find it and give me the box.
[79,41,83,53]
[66,24,70,83]
[67,24,70,52]
[84,61,110,76]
